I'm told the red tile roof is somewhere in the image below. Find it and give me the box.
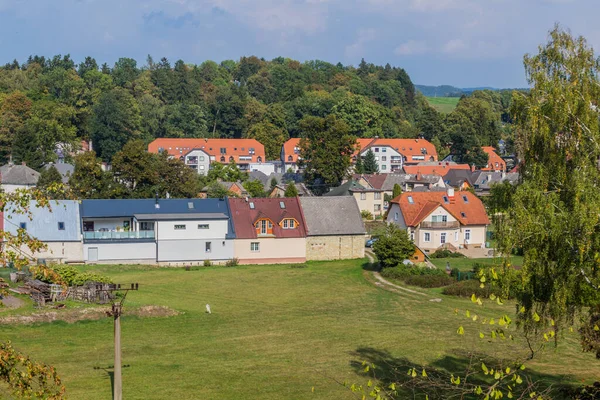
[228,197,307,239]
[481,147,506,172]
[391,191,490,226]
[148,138,266,163]
[362,138,438,163]
[282,138,302,164]
[403,163,471,176]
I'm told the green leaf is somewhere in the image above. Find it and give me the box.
[482,363,489,374]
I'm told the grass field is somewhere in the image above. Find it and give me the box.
[0,259,596,399]
[426,96,460,113]
[430,255,524,272]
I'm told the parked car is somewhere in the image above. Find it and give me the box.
[365,238,378,248]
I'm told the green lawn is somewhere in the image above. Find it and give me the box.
[430,256,524,272]
[426,96,460,113]
[0,259,596,399]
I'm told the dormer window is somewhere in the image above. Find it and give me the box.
[462,195,469,203]
[443,196,449,204]
[288,155,293,162]
[255,219,273,236]
[407,196,414,204]
[281,218,297,229]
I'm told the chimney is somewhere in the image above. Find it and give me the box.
[447,187,455,202]
[501,171,506,179]
[416,171,422,181]
[471,164,475,172]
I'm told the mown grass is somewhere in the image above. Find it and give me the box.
[0,259,596,399]
[430,255,524,272]
[426,96,460,113]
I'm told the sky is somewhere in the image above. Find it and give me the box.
[0,0,598,88]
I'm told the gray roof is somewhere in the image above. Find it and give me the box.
[44,163,74,184]
[324,180,370,196]
[300,197,366,236]
[471,171,519,190]
[381,173,440,190]
[443,169,475,187]
[0,164,40,185]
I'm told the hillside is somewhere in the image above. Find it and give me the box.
[425,96,460,113]
[415,84,463,97]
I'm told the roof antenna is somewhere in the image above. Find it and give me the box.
[155,192,160,209]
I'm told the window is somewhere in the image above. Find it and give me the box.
[282,219,296,229]
[394,212,399,221]
[251,242,260,252]
[454,231,458,242]
[465,229,471,241]
[220,147,227,154]
[382,156,387,161]
[280,201,286,209]
[257,156,262,163]
[424,232,431,242]
[443,196,449,203]
[381,165,387,170]
[58,222,65,230]
[198,224,209,229]
[220,156,226,162]
[360,193,366,200]
[229,156,235,162]
[407,196,414,204]
[382,147,387,153]
[440,233,447,244]
[462,195,469,203]
[374,148,379,152]
[255,219,274,235]
[199,156,205,161]
[374,204,381,212]
[410,231,414,241]
[188,202,194,209]
[461,212,466,218]
[19,222,27,230]
[140,222,154,231]
[249,202,255,209]
[288,155,293,161]
[432,215,448,223]
[374,192,381,200]
[174,224,186,230]
[205,242,212,253]
[249,147,255,154]
[199,165,205,170]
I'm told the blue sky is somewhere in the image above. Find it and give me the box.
[0,0,597,88]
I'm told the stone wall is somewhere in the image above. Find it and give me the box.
[306,235,365,261]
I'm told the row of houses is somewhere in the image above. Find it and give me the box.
[1,197,365,266]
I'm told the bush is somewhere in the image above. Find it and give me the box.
[404,274,454,288]
[442,279,491,298]
[203,259,212,267]
[450,267,460,278]
[34,265,113,286]
[430,249,466,259]
[225,258,239,267]
[361,210,374,220]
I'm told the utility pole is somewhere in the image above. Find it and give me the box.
[99,283,139,400]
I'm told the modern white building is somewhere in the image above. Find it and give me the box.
[182,149,211,176]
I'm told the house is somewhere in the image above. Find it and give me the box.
[228,198,307,264]
[300,197,366,260]
[148,138,266,172]
[387,188,490,254]
[481,147,506,172]
[269,183,313,198]
[471,171,519,196]
[80,198,235,264]
[0,163,40,193]
[43,162,74,184]
[403,162,471,176]
[355,173,445,200]
[2,200,83,263]
[443,169,474,191]
[357,138,438,172]
[324,180,385,217]
[199,181,247,198]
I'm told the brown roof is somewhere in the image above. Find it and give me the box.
[403,163,471,176]
[148,138,265,163]
[228,197,307,239]
[352,174,388,190]
[391,191,490,227]
[481,147,506,172]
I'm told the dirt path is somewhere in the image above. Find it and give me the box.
[365,250,442,302]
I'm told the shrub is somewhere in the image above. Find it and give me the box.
[430,249,466,259]
[450,267,460,278]
[381,264,449,281]
[404,274,454,288]
[361,210,374,220]
[442,279,491,298]
[203,259,212,267]
[34,265,112,286]
[225,258,239,267]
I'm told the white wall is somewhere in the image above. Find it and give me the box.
[158,239,234,262]
[156,219,229,240]
[249,163,276,175]
[85,218,132,231]
[1,184,35,193]
[84,242,156,262]
[184,149,211,176]
[234,238,306,263]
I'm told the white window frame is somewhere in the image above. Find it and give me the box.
[374,192,381,200]
[360,193,366,200]
[174,224,186,230]
[440,232,447,244]
[198,224,209,229]
[424,232,431,242]
[251,242,260,252]
[394,212,399,221]
[465,229,471,241]
[454,231,458,242]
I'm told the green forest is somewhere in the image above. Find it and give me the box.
[0,55,516,198]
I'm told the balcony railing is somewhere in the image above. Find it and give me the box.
[390,158,403,164]
[420,221,460,229]
[83,231,155,241]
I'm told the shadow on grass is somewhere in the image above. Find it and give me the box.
[349,347,576,399]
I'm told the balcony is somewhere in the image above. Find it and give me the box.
[419,221,460,229]
[83,231,155,241]
[390,157,403,164]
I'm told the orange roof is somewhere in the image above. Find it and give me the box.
[148,138,265,163]
[481,147,506,172]
[391,191,490,227]
[403,163,470,176]
[362,139,438,163]
[282,138,302,163]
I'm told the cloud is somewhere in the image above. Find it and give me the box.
[443,38,468,54]
[345,28,377,59]
[394,40,428,55]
